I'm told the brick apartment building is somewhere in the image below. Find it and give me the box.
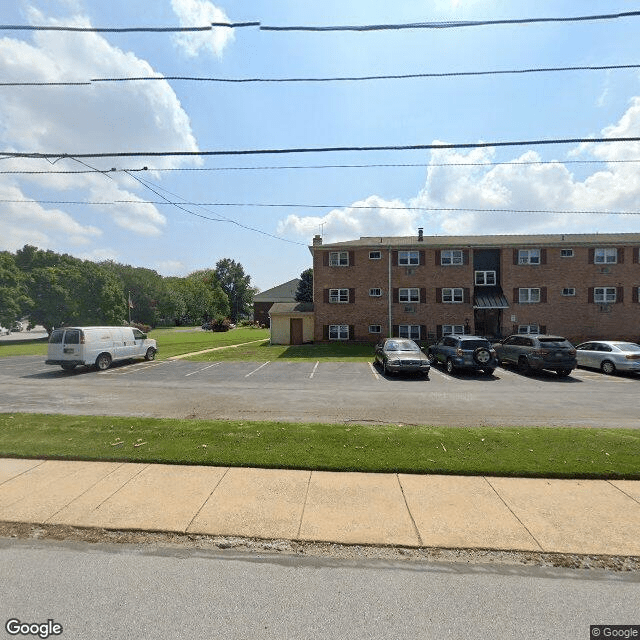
[311,231,640,343]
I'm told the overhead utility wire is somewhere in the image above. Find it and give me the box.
[2,10,639,33]
[3,63,640,86]
[5,198,640,216]
[4,137,640,160]
[3,158,640,174]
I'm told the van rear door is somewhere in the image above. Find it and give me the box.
[47,329,65,361]
[63,329,82,360]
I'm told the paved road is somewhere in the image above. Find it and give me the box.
[1,538,638,640]
[0,355,639,427]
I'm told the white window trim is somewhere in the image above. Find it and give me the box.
[518,249,541,265]
[369,251,382,260]
[398,250,419,266]
[442,287,464,303]
[594,248,617,264]
[329,288,349,303]
[441,249,463,265]
[560,249,574,258]
[399,288,420,303]
[594,287,616,303]
[519,288,541,303]
[329,324,349,340]
[329,251,349,267]
[475,270,496,286]
[518,324,539,334]
[398,325,421,339]
[369,288,382,297]
[442,324,465,336]
[368,325,381,333]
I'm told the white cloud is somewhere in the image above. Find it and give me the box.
[0,10,200,255]
[170,0,234,58]
[277,195,421,244]
[280,99,640,241]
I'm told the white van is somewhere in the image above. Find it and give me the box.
[46,326,157,371]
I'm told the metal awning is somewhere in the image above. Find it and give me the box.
[474,293,510,309]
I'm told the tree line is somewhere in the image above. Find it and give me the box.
[0,245,256,333]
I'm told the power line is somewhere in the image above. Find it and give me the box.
[2,62,639,86]
[3,10,640,33]
[4,198,640,216]
[2,158,640,175]
[3,137,640,160]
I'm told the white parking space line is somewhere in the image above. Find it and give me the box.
[185,362,222,377]
[309,361,320,379]
[368,362,381,381]
[428,367,457,381]
[98,361,167,376]
[245,361,270,377]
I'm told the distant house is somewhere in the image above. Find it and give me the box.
[253,278,300,326]
[269,302,314,345]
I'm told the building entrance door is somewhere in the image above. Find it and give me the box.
[290,318,303,345]
[474,309,501,338]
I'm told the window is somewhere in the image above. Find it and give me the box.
[329,251,349,266]
[518,249,540,264]
[329,324,349,340]
[441,250,463,265]
[518,324,539,334]
[398,251,419,266]
[475,271,496,286]
[369,325,382,334]
[369,288,382,297]
[519,288,541,303]
[329,288,349,303]
[399,288,420,303]
[562,288,576,296]
[594,248,617,264]
[594,287,616,303]
[442,287,463,303]
[442,324,465,336]
[561,249,574,258]
[398,325,421,339]
[369,251,382,260]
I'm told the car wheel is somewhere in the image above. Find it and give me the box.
[61,363,76,371]
[95,353,112,371]
[518,356,531,374]
[445,358,455,374]
[145,347,156,361]
[473,347,492,366]
[600,360,616,375]
[556,369,572,378]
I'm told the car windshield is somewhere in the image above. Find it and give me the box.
[614,343,640,352]
[386,340,420,352]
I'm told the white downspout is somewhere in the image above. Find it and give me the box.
[388,246,392,337]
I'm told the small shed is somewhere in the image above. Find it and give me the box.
[253,278,300,327]
[269,302,314,345]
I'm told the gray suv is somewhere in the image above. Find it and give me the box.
[494,334,577,377]
[426,335,498,375]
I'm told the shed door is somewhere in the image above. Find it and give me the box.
[290,318,303,345]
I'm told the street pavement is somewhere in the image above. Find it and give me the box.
[0,457,639,556]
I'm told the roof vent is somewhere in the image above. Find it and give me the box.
[418,227,424,241]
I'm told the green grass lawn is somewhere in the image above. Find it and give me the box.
[0,413,637,479]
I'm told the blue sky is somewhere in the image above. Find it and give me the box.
[1,0,640,291]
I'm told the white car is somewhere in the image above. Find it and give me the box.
[575,341,640,375]
[0,326,9,336]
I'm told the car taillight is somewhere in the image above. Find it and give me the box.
[568,348,576,355]
[456,348,464,356]
[625,354,640,360]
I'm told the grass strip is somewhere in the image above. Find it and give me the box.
[0,413,637,479]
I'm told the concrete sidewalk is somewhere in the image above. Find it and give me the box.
[0,458,639,556]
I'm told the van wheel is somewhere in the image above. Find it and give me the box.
[61,363,76,371]
[95,353,112,371]
[145,347,156,361]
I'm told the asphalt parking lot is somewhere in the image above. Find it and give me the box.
[0,354,638,428]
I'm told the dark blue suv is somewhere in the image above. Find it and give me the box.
[426,335,498,375]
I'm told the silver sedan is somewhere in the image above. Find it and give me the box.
[575,341,640,375]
